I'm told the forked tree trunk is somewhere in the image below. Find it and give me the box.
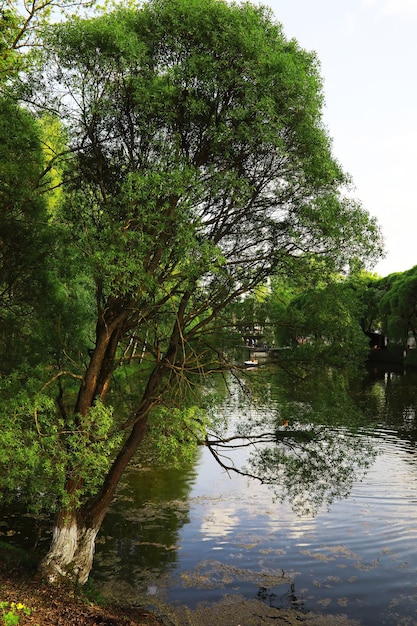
[39,297,190,585]
[38,393,157,585]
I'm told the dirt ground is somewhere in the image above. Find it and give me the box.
[0,547,163,626]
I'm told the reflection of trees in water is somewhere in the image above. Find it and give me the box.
[206,421,374,517]
[95,461,197,584]
[206,367,376,517]
[362,365,417,439]
[94,366,379,590]
[93,364,417,584]
[257,581,305,612]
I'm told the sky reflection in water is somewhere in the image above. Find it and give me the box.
[95,366,417,625]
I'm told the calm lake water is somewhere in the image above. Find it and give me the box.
[92,364,417,625]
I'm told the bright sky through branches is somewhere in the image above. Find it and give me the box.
[267,0,417,277]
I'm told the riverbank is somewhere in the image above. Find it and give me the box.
[0,555,363,625]
[0,542,362,626]
[0,561,361,626]
[0,544,163,626]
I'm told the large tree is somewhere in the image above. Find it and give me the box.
[0,0,93,368]
[1,0,382,585]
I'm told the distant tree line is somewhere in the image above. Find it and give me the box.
[229,266,417,361]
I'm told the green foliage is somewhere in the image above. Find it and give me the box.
[43,0,382,307]
[1,0,92,88]
[62,401,124,503]
[358,266,417,345]
[0,97,63,371]
[0,98,44,211]
[0,602,31,626]
[0,374,122,511]
[286,278,369,364]
[38,112,67,216]
[0,373,65,511]
[145,405,208,466]
[0,2,21,82]
[0,94,96,375]
[379,266,417,339]
[228,271,371,369]
[0,0,385,566]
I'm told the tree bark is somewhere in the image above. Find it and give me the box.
[39,294,191,585]
[38,357,167,584]
[75,299,132,417]
[38,509,103,586]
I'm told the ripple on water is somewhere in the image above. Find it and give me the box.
[94,425,417,626]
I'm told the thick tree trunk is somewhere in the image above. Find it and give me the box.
[38,416,150,585]
[39,294,192,585]
[38,376,160,585]
[38,510,103,586]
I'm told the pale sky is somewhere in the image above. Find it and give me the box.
[264,0,417,277]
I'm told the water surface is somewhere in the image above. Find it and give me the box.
[94,365,417,625]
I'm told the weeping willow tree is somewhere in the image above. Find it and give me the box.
[0,0,382,585]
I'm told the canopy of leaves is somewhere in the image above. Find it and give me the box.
[41,0,382,315]
[285,278,370,364]
[1,0,92,86]
[0,98,56,367]
[0,372,122,511]
[0,0,384,514]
